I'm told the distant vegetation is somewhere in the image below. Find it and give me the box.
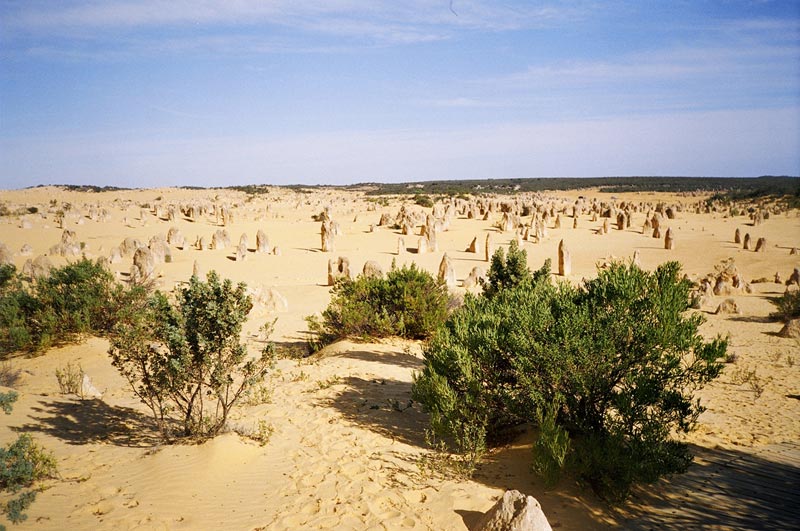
[356,175,799,198]
[21,176,798,203]
[28,184,131,193]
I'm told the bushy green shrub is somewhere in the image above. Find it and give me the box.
[413,251,727,501]
[307,263,448,348]
[769,290,800,322]
[0,392,58,527]
[413,194,434,208]
[109,271,274,440]
[0,259,124,355]
[481,240,531,298]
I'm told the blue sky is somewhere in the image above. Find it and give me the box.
[1,1,798,188]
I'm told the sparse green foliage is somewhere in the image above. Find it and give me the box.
[413,255,727,501]
[109,271,274,440]
[0,392,18,415]
[306,263,448,349]
[54,362,84,396]
[0,397,57,527]
[769,290,800,322]
[532,403,571,487]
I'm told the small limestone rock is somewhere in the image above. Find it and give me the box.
[256,229,270,253]
[664,227,674,250]
[715,298,740,315]
[236,242,247,262]
[321,219,335,252]
[558,240,570,276]
[474,490,552,531]
[22,255,53,279]
[778,318,800,339]
[463,266,485,288]
[754,237,766,252]
[786,267,800,287]
[417,236,428,255]
[327,257,350,286]
[438,254,456,287]
[362,261,384,279]
[81,374,103,399]
[467,236,481,254]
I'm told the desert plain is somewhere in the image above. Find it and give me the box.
[0,184,798,530]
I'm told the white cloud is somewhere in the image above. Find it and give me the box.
[1,1,583,43]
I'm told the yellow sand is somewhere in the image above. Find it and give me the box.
[0,186,797,530]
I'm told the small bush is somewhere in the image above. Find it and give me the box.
[55,362,84,396]
[481,240,548,298]
[413,194,434,208]
[769,290,800,322]
[306,263,448,348]
[413,249,727,501]
[109,271,274,440]
[0,393,58,526]
[0,259,126,356]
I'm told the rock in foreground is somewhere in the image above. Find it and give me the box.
[474,490,552,531]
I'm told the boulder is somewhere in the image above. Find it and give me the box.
[778,318,800,339]
[256,229,271,253]
[22,255,53,279]
[463,266,485,289]
[474,490,552,531]
[664,227,674,250]
[362,260,384,279]
[715,298,740,315]
[327,257,350,286]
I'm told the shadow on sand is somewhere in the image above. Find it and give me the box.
[320,372,615,529]
[319,344,800,530]
[13,397,161,447]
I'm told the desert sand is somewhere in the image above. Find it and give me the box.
[0,185,798,530]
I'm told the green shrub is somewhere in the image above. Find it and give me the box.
[32,258,117,346]
[0,259,124,355]
[413,254,727,501]
[307,263,448,348]
[109,271,274,440]
[413,194,434,208]
[0,392,58,527]
[481,240,551,298]
[769,290,800,322]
